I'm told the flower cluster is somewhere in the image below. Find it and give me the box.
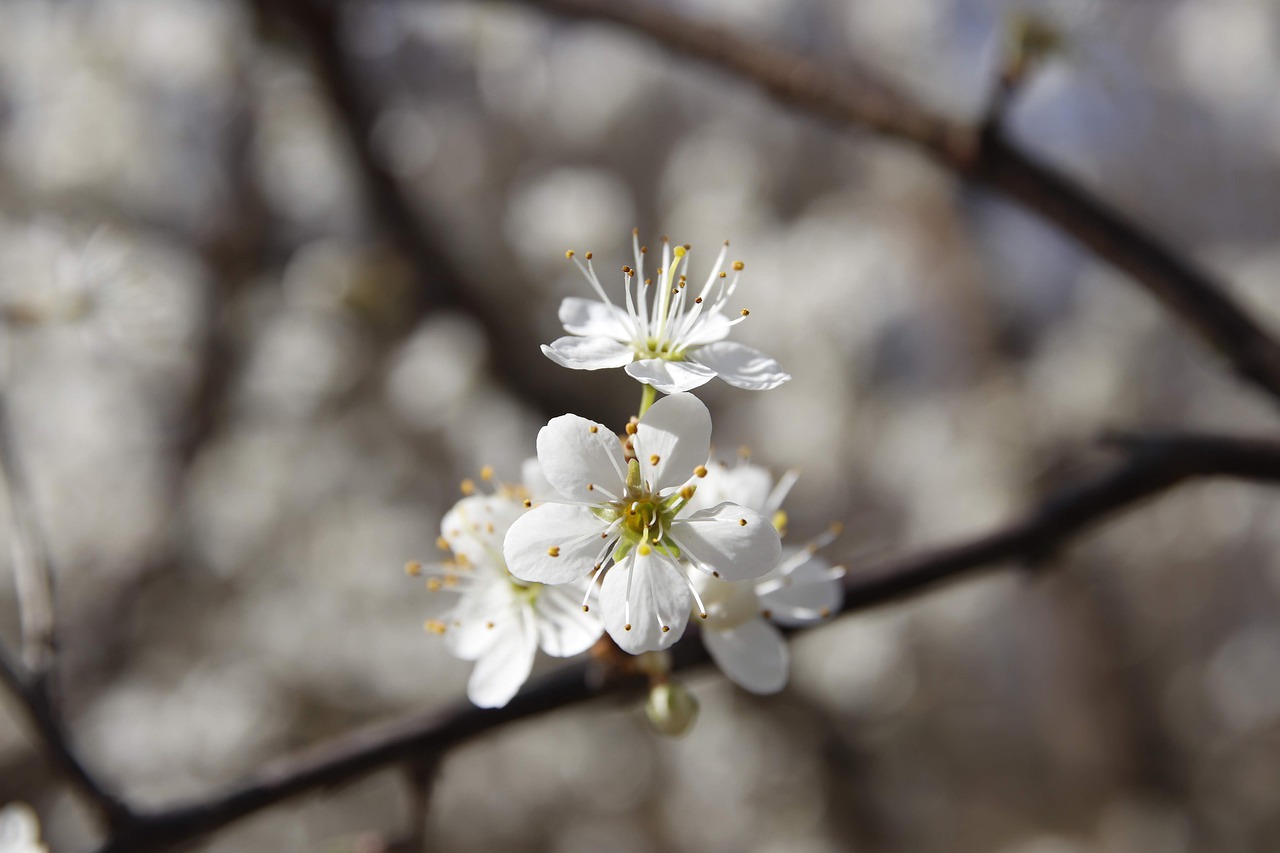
[408,234,844,726]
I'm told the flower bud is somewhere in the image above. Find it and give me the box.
[645,680,699,737]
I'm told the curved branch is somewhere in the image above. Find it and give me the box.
[87,431,1280,852]
[0,650,132,831]
[463,0,1280,405]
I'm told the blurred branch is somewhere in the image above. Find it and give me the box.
[466,0,1280,408]
[251,0,598,419]
[0,647,131,830]
[838,431,1280,609]
[0,389,56,698]
[85,430,1280,852]
[91,663,635,853]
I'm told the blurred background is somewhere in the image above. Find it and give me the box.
[2,0,1280,850]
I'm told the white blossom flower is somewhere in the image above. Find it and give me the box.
[541,233,791,394]
[503,393,782,654]
[416,480,602,708]
[687,461,846,694]
[0,803,47,853]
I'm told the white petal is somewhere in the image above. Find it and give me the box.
[759,552,844,628]
[444,581,516,660]
[504,503,610,584]
[687,341,790,390]
[466,613,537,708]
[624,358,716,394]
[520,456,557,503]
[703,617,789,694]
[535,580,603,657]
[440,495,525,566]
[681,311,732,346]
[687,462,775,515]
[632,392,712,493]
[670,503,782,582]
[536,412,627,502]
[0,803,42,845]
[542,336,635,370]
[558,297,632,339]
[599,551,693,654]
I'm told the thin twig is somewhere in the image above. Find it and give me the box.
[85,431,1280,853]
[0,379,56,699]
[0,648,131,830]
[251,0,609,420]
[461,0,1280,406]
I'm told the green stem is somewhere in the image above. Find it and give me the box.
[638,383,657,418]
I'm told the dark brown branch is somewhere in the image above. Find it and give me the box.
[0,649,131,830]
[92,664,640,853]
[465,0,1280,406]
[837,431,1280,610]
[86,431,1280,852]
[251,0,606,420]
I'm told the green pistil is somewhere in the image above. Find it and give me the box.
[509,577,541,605]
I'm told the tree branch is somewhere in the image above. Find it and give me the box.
[0,389,56,698]
[251,0,610,420]
[85,430,1280,852]
[0,648,131,830]
[463,0,1280,406]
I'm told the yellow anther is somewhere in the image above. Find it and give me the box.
[486,621,495,629]
[460,479,476,495]
[404,560,422,576]
[626,422,638,435]
[650,454,661,466]
[625,623,632,631]
[587,483,595,491]
[582,605,590,612]
[741,309,750,317]
[565,250,575,259]
[694,465,708,478]
[680,485,695,501]
[486,522,495,533]
[427,578,443,592]
[638,544,652,556]
[589,425,599,434]
[738,518,748,526]
[424,620,447,635]
[547,546,561,557]
[829,521,845,535]
[694,297,703,304]
[443,574,459,588]
[585,251,593,260]
[436,536,450,551]
[661,625,670,633]
[523,499,532,508]
[699,611,708,619]
[480,466,494,481]
[738,445,751,459]
[772,509,789,536]
[718,272,727,279]
[733,261,744,271]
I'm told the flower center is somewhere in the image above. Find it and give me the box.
[604,484,686,563]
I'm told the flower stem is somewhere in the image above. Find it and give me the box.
[638,384,657,418]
